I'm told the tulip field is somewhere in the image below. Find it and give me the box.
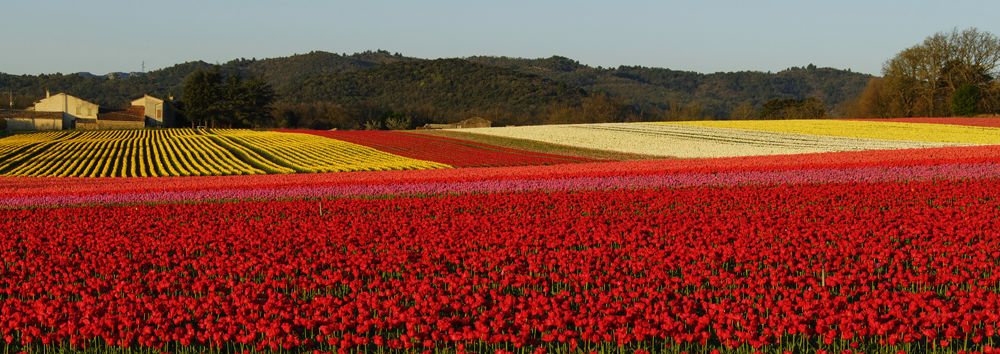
[0,129,448,177]
[285,129,595,167]
[2,118,1000,353]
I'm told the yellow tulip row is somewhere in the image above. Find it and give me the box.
[208,129,451,173]
[0,129,263,177]
[667,120,1000,145]
[0,131,76,162]
[0,128,451,178]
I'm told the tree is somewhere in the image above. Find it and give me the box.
[952,83,980,116]
[181,69,224,127]
[730,101,756,119]
[181,69,275,128]
[383,112,412,130]
[757,97,826,119]
[225,77,275,128]
[878,28,1000,117]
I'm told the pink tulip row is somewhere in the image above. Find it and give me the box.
[3,162,998,208]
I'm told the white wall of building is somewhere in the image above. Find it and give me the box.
[4,117,63,131]
[131,95,165,127]
[33,93,99,129]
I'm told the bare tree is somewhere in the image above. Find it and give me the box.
[878,27,1000,117]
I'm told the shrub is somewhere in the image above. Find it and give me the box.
[952,84,980,117]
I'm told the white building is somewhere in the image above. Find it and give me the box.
[130,95,173,127]
[30,92,99,129]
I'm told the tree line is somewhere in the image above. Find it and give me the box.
[2,50,872,130]
[846,27,1000,117]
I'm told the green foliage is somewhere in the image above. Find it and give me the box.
[469,57,870,118]
[294,59,592,127]
[866,28,1000,117]
[181,68,224,126]
[757,97,827,119]
[383,113,412,130]
[952,84,980,116]
[730,101,756,119]
[224,77,276,128]
[0,51,871,128]
[181,69,275,128]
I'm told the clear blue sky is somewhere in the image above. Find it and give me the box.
[3,0,997,76]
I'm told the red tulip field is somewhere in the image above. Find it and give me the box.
[2,123,1000,353]
[286,130,595,167]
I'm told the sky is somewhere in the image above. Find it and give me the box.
[2,0,998,76]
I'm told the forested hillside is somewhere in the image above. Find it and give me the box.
[0,50,871,129]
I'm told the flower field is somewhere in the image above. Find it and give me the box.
[0,129,448,177]
[669,119,1000,145]
[287,130,594,167]
[3,145,1000,208]
[3,170,1000,353]
[3,120,1000,353]
[849,118,1000,128]
[452,122,959,158]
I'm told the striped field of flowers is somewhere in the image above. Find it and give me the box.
[452,122,962,158]
[667,119,1000,144]
[0,129,449,177]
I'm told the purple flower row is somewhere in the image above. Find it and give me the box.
[3,162,998,208]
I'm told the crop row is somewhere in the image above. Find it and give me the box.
[670,119,1000,145]
[211,129,451,173]
[454,122,955,158]
[1,178,999,352]
[290,130,595,167]
[0,129,449,177]
[3,144,1000,208]
[850,117,1000,128]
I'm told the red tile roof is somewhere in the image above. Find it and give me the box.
[98,106,145,122]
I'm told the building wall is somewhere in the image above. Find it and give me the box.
[76,120,99,130]
[458,117,491,128]
[98,120,145,130]
[3,117,63,131]
[33,94,99,129]
[131,96,172,127]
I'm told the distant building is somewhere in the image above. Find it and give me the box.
[130,94,174,127]
[29,92,99,129]
[0,110,64,131]
[1,93,175,131]
[420,117,492,129]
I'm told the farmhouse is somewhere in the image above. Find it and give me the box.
[1,92,174,131]
[27,92,100,130]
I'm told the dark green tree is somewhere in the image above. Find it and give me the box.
[952,84,980,116]
[181,69,224,127]
[235,78,276,128]
[758,97,826,119]
[182,69,275,128]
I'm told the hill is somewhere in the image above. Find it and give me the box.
[0,51,871,128]
[466,56,872,118]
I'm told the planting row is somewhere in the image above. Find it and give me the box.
[0,129,448,177]
[671,119,1000,145]
[4,145,999,208]
[454,122,957,158]
[290,130,595,167]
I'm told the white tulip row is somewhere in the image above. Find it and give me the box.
[452,123,962,158]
